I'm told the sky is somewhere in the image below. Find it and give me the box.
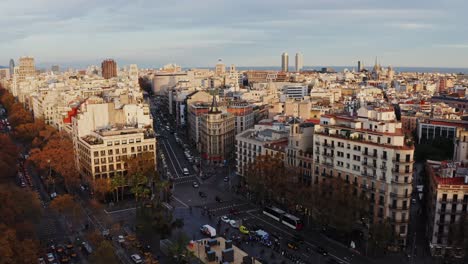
[1,0,467,69]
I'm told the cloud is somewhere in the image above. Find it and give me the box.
[388,23,435,30]
[435,44,468,49]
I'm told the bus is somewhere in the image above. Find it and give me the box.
[282,213,303,230]
[263,206,285,221]
[263,206,304,230]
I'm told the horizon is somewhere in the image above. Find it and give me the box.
[1,0,468,68]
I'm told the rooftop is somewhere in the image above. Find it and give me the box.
[188,237,260,264]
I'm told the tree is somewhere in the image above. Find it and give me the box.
[0,135,19,181]
[0,185,41,233]
[29,133,79,191]
[13,118,46,143]
[8,103,33,127]
[369,219,394,255]
[0,87,15,111]
[448,213,468,258]
[50,194,83,227]
[136,201,173,253]
[89,240,119,264]
[168,231,195,264]
[93,178,112,202]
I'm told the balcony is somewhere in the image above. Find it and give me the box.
[391,178,413,185]
[389,205,409,211]
[322,143,335,149]
[321,172,332,178]
[392,158,414,164]
[381,155,388,160]
[390,192,410,198]
[391,218,409,224]
[362,152,377,158]
[321,161,334,167]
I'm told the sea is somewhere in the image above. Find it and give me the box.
[183,66,468,74]
[232,66,468,74]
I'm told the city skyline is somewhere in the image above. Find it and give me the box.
[1,0,468,68]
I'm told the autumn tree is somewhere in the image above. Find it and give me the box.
[0,87,15,111]
[29,132,79,191]
[136,201,173,253]
[369,219,394,255]
[8,102,33,127]
[168,231,195,263]
[50,194,83,227]
[0,224,40,264]
[93,178,112,202]
[13,118,46,143]
[244,153,290,204]
[0,185,41,234]
[89,240,119,264]
[0,135,19,182]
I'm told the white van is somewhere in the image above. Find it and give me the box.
[200,224,216,238]
[183,168,189,176]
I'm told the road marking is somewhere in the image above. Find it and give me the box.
[161,140,180,177]
[247,212,350,264]
[104,207,136,214]
[166,137,185,172]
[172,195,189,208]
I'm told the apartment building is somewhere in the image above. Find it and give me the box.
[76,127,156,180]
[313,106,414,247]
[417,119,468,144]
[227,102,255,134]
[101,59,117,79]
[235,122,289,178]
[426,160,468,258]
[285,121,315,185]
[72,96,155,180]
[200,96,235,163]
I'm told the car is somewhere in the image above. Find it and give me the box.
[215,196,223,203]
[183,168,189,176]
[192,181,199,188]
[287,241,299,250]
[315,246,328,256]
[199,191,207,198]
[411,198,417,204]
[38,257,46,264]
[118,235,125,243]
[229,220,239,228]
[239,225,249,234]
[46,253,55,262]
[224,176,229,182]
[131,254,143,263]
[221,215,230,223]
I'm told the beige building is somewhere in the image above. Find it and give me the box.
[72,97,155,181]
[76,127,156,180]
[200,96,235,164]
[426,160,468,258]
[18,56,36,82]
[313,106,414,247]
[284,98,312,119]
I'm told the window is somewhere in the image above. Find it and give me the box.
[131,147,135,153]
[116,149,120,154]
[129,139,134,143]
[101,158,106,164]
[107,141,112,146]
[94,151,99,157]
[143,145,148,151]
[122,140,127,144]
[136,138,141,143]
[108,149,113,155]
[94,158,99,164]
[109,164,114,171]
[117,163,121,170]
[149,145,154,150]
[100,150,105,156]
[122,148,127,154]
[137,146,142,152]
[95,166,100,173]
[108,157,113,163]
[101,165,107,172]
[116,156,121,161]
[114,140,120,145]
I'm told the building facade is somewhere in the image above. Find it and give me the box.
[313,106,414,247]
[281,52,289,72]
[426,160,468,258]
[101,59,117,79]
[295,52,303,72]
[200,96,235,163]
[227,102,255,134]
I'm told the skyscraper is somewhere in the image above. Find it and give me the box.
[281,52,289,72]
[295,52,303,72]
[101,59,117,79]
[18,56,36,81]
[357,60,362,72]
[9,59,14,76]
